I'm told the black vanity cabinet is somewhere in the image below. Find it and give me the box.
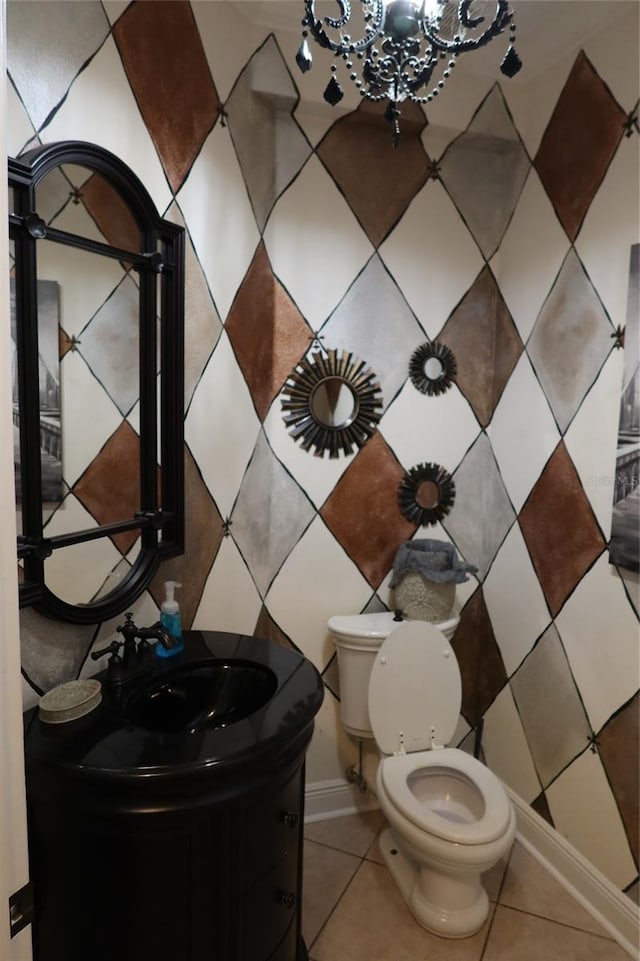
[24,631,324,961]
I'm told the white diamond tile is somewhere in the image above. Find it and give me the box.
[43,38,172,216]
[489,354,560,513]
[7,79,35,157]
[22,676,39,712]
[545,748,637,890]
[59,351,122,488]
[495,169,570,344]
[263,155,373,330]
[185,333,260,520]
[191,0,264,102]
[42,495,122,606]
[482,685,541,804]
[379,180,484,339]
[192,536,262,635]
[265,517,373,672]
[262,383,354,510]
[8,0,109,131]
[583,4,640,113]
[483,523,551,676]
[555,553,640,733]
[177,123,260,322]
[380,380,480,476]
[564,351,625,538]
[576,133,640,332]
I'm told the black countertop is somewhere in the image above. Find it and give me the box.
[24,631,324,794]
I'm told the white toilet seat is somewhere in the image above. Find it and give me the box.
[380,748,512,845]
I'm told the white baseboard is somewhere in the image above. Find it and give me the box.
[507,787,639,959]
[304,778,379,823]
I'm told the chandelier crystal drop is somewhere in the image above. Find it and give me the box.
[296,1,522,145]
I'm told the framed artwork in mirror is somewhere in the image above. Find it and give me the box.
[398,462,456,526]
[409,341,457,396]
[281,349,383,458]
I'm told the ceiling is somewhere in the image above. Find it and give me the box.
[230,1,632,80]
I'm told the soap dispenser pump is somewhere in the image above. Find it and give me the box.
[157,581,184,658]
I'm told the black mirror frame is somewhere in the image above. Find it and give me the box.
[281,348,383,458]
[408,341,457,396]
[10,141,185,623]
[397,462,456,526]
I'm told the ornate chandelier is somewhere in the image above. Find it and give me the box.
[296,1,522,144]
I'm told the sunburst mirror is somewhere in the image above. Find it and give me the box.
[281,349,383,458]
[409,341,457,396]
[398,462,456,526]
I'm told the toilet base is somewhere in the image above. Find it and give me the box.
[378,827,490,939]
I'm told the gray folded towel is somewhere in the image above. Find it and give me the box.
[390,539,477,587]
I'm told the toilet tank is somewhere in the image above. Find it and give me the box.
[328,611,459,740]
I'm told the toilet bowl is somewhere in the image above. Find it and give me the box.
[329,615,515,939]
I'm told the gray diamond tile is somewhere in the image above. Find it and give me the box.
[510,624,592,787]
[439,85,530,260]
[225,35,311,231]
[78,273,140,415]
[527,249,614,434]
[230,431,315,596]
[321,254,424,409]
[8,0,109,131]
[444,433,516,580]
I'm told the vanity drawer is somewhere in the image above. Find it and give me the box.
[238,770,302,884]
[241,851,300,961]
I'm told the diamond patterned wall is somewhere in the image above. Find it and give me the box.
[8,0,639,899]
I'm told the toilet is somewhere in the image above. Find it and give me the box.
[329,613,515,939]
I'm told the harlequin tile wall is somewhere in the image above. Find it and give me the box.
[8,0,639,899]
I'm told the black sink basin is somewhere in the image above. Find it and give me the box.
[126,660,278,733]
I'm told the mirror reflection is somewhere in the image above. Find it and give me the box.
[281,348,383,458]
[415,480,440,510]
[310,378,357,428]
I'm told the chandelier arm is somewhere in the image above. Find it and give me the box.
[302,0,385,55]
[422,1,513,54]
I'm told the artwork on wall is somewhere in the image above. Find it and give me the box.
[609,244,639,573]
[10,278,63,509]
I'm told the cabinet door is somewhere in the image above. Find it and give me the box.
[240,849,300,961]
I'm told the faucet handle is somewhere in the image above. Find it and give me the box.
[91,640,123,662]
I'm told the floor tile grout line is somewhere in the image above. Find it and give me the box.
[479,841,516,960]
[303,834,375,860]
[495,902,618,942]
[306,847,369,953]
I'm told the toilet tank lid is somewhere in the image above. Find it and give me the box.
[328,611,401,640]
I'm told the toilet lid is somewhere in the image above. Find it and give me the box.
[368,621,461,756]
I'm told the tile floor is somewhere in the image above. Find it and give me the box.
[302,811,632,961]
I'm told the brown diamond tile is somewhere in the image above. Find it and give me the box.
[73,420,140,554]
[597,693,639,868]
[114,1,219,193]
[81,172,141,253]
[439,266,523,427]
[534,51,626,241]
[519,442,605,617]
[320,433,415,589]
[59,327,73,360]
[452,587,508,726]
[149,445,224,628]
[531,792,555,828]
[316,99,430,247]
[226,243,312,420]
[254,605,299,653]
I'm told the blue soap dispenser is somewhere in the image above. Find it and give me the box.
[157,580,184,658]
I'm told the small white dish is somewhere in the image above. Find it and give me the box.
[39,679,102,724]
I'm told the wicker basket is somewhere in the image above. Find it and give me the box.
[392,572,455,622]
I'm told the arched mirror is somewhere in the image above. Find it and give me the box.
[397,462,456,526]
[281,349,383,457]
[409,341,457,396]
[9,141,184,623]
